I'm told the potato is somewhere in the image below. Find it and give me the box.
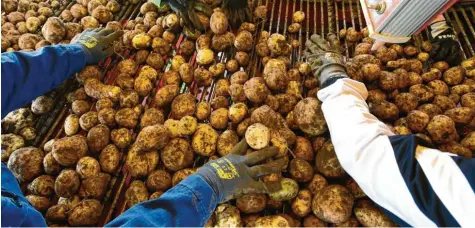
[226,103,248,125]
[145,170,172,192]
[28,175,55,197]
[212,32,235,51]
[207,63,225,79]
[75,156,100,180]
[77,65,102,84]
[346,27,361,42]
[171,168,196,186]
[177,40,194,56]
[215,204,243,227]
[110,128,131,149]
[406,110,429,133]
[354,199,397,227]
[84,78,121,102]
[232,30,253,52]
[426,80,449,96]
[439,142,471,158]
[245,123,270,150]
[135,124,170,152]
[433,95,456,112]
[263,59,288,90]
[433,61,450,73]
[43,152,61,175]
[212,79,230,97]
[236,193,267,214]
[224,59,239,73]
[87,124,110,153]
[354,43,372,55]
[145,53,164,70]
[46,204,69,222]
[426,115,459,144]
[461,131,475,151]
[308,174,328,196]
[303,215,328,227]
[253,5,268,19]
[152,85,179,108]
[177,63,194,84]
[244,77,270,104]
[408,84,434,102]
[67,199,102,226]
[52,135,88,167]
[229,83,246,102]
[445,107,474,124]
[255,215,290,227]
[57,195,80,211]
[26,195,50,212]
[232,51,249,67]
[461,93,475,109]
[196,101,211,121]
[6,147,43,182]
[210,96,229,110]
[275,94,298,115]
[209,11,228,35]
[269,178,299,201]
[288,23,301,33]
[316,140,346,178]
[289,158,313,182]
[97,108,115,128]
[1,134,25,162]
[97,144,120,174]
[394,93,419,114]
[126,146,159,178]
[1,108,33,134]
[443,66,465,85]
[78,172,110,199]
[118,89,139,108]
[192,124,218,156]
[18,33,40,50]
[78,111,98,131]
[417,103,442,119]
[194,68,213,86]
[195,34,211,50]
[160,138,193,171]
[451,84,472,96]
[206,130,235,157]
[115,108,139,128]
[91,5,111,24]
[312,185,354,223]
[293,98,327,136]
[171,93,196,120]
[195,48,215,65]
[230,71,249,85]
[55,169,80,198]
[291,189,312,217]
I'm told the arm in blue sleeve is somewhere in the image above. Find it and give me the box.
[106,174,219,227]
[1,44,87,118]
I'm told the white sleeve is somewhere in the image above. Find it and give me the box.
[317,78,475,227]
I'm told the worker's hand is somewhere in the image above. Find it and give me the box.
[72,28,123,65]
[429,20,463,66]
[304,33,348,87]
[168,0,212,33]
[195,140,286,203]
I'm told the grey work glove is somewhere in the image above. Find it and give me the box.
[195,140,286,203]
[72,28,123,65]
[304,33,348,87]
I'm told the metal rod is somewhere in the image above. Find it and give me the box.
[298,0,303,61]
[314,0,318,34]
[349,0,356,29]
[444,12,468,59]
[335,0,340,36]
[283,0,290,35]
[276,0,283,34]
[357,0,363,29]
[306,0,310,41]
[321,0,324,35]
[459,7,475,57]
[342,1,349,58]
[268,0,277,32]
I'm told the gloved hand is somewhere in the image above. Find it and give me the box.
[72,28,123,65]
[195,140,286,203]
[429,20,463,66]
[304,33,348,87]
[168,0,212,33]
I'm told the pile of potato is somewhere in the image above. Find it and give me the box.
[3,0,475,226]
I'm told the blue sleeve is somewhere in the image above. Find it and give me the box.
[1,163,47,227]
[1,44,87,118]
[106,174,219,227]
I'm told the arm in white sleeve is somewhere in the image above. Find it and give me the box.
[317,78,475,227]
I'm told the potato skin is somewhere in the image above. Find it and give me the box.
[312,185,354,224]
[153,85,179,108]
[7,147,43,182]
[428,79,449,96]
[196,102,211,121]
[215,204,244,227]
[444,107,474,124]
[308,174,328,195]
[135,124,170,152]
[72,100,90,116]
[289,158,314,182]
[395,93,419,114]
[68,199,102,226]
[406,110,430,133]
[126,180,149,208]
[228,103,248,124]
[26,195,51,213]
[55,169,80,198]
[294,98,327,136]
[84,78,121,102]
[192,124,218,156]
[146,170,172,192]
[28,175,55,197]
[292,189,313,217]
[86,124,110,153]
[111,128,132,149]
[443,66,465,86]
[426,115,459,144]
[171,93,196,120]
[236,193,267,214]
[46,204,69,222]
[269,178,299,201]
[369,100,399,121]
[115,108,139,129]
[100,144,120,174]
[354,199,397,227]
[52,135,88,166]
[316,141,346,178]
[244,77,270,104]
[1,134,25,162]
[217,130,239,157]
[161,138,194,171]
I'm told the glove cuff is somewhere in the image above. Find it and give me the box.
[195,166,225,202]
[76,43,94,65]
[316,63,347,85]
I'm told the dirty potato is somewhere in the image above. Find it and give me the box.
[426,115,459,144]
[406,110,430,133]
[312,185,354,224]
[99,144,120,174]
[236,193,267,214]
[76,156,100,179]
[192,124,218,156]
[294,98,327,136]
[55,169,80,198]
[161,138,193,171]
